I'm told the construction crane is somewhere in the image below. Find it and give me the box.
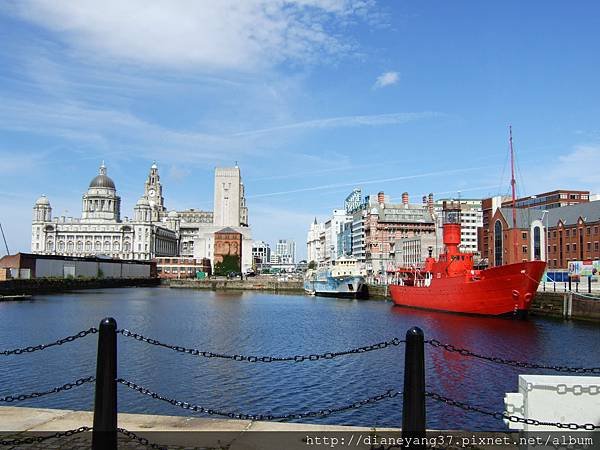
[0,222,9,256]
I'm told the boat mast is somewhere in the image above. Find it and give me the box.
[509,126,518,262]
[0,222,9,256]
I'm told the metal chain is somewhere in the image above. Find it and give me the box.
[118,329,404,362]
[0,328,98,356]
[426,391,600,430]
[426,339,600,374]
[117,428,169,450]
[0,376,95,403]
[118,378,400,421]
[0,426,91,446]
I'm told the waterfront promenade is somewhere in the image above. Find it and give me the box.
[0,405,405,450]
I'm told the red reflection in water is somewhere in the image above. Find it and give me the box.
[390,305,540,404]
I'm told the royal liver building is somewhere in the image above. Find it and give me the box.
[31,162,253,270]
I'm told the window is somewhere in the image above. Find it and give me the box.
[522,232,527,239]
[566,229,570,237]
[587,242,592,251]
[494,220,503,266]
[566,244,570,252]
[587,227,591,235]
[573,243,577,253]
[533,227,541,260]
[522,245,527,254]
[595,242,599,251]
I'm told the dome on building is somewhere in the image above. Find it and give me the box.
[151,161,158,170]
[35,195,50,206]
[168,210,179,218]
[136,197,150,207]
[89,162,116,189]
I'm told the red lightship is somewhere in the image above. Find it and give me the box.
[389,129,546,316]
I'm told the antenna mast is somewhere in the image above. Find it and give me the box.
[509,126,518,262]
[0,222,10,256]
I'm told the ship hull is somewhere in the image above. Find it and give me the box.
[304,276,368,299]
[389,261,546,316]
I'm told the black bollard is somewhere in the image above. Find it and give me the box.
[576,281,579,293]
[92,318,118,450]
[568,278,572,292]
[402,327,426,449]
[589,276,592,294]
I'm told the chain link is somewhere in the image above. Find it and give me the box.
[0,376,95,403]
[118,329,404,362]
[0,328,98,356]
[118,378,400,421]
[426,339,600,374]
[117,428,169,450]
[0,426,91,446]
[426,391,600,430]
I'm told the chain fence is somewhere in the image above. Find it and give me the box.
[0,376,95,403]
[117,378,400,421]
[0,327,97,356]
[1,322,599,448]
[0,426,91,446]
[426,339,600,374]
[118,328,404,362]
[425,391,600,430]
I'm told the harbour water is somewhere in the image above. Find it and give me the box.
[1,287,598,431]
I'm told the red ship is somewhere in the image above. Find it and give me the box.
[389,128,546,317]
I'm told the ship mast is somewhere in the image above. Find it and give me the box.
[0,222,9,256]
[509,126,518,262]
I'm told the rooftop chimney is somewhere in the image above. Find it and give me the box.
[427,193,434,214]
[378,191,385,204]
[402,192,409,205]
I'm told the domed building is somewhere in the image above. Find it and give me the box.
[31,161,254,273]
[31,162,178,260]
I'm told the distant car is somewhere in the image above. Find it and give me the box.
[245,271,257,277]
[227,271,242,279]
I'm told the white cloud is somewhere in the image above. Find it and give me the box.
[524,145,600,195]
[374,71,399,88]
[9,0,377,71]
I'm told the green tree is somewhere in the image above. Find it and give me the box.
[308,260,317,270]
[214,255,240,276]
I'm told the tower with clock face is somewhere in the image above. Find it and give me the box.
[143,161,166,221]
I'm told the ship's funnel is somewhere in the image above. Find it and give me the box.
[442,201,462,254]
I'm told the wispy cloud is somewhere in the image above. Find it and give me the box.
[8,0,378,71]
[374,71,399,88]
[248,165,495,199]
[234,111,443,137]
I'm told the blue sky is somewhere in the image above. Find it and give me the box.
[1,1,600,259]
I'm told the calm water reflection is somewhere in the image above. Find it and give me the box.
[1,287,598,430]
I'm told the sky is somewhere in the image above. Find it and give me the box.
[1,1,600,260]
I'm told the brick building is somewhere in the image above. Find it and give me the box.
[214,227,242,271]
[485,201,600,269]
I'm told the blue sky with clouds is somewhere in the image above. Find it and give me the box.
[1,1,600,259]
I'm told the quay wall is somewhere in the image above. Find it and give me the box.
[167,278,304,292]
[531,291,600,322]
[0,277,160,297]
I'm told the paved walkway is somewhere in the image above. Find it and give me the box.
[0,406,518,449]
[0,406,401,449]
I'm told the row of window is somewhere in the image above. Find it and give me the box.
[47,241,132,252]
[551,226,600,238]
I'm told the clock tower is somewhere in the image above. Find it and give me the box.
[143,161,166,221]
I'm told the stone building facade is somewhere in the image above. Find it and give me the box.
[31,162,253,271]
[31,163,177,260]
